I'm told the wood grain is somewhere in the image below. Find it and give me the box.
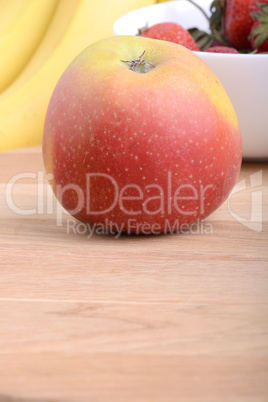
[0,146,267,402]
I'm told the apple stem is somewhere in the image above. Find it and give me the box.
[121,50,155,73]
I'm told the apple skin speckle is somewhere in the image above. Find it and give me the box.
[43,35,242,234]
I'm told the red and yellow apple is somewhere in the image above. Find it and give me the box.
[43,35,242,234]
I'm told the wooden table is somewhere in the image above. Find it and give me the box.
[0,146,267,402]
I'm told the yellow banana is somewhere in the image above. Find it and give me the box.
[0,0,29,33]
[0,0,80,102]
[0,0,155,152]
[0,0,59,93]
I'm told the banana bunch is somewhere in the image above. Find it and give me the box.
[0,0,155,152]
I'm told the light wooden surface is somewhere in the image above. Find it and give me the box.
[0,146,267,402]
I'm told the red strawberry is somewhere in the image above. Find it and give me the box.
[205,45,240,53]
[140,22,200,51]
[186,0,255,50]
[224,0,254,49]
[249,1,268,52]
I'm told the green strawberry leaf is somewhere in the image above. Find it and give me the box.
[251,10,268,23]
[186,0,231,46]
[250,2,268,48]
[188,27,214,50]
[210,0,225,34]
[253,28,268,48]
[137,23,148,36]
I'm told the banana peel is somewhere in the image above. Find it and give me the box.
[0,0,156,152]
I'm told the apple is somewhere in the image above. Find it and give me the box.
[42,35,242,235]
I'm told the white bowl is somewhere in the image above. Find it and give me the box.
[113,0,268,160]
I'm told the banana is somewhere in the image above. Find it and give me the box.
[0,0,59,93]
[0,0,29,33]
[0,0,80,102]
[0,0,155,152]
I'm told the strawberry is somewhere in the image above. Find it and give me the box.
[191,0,265,49]
[139,22,200,51]
[205,45,240,52]
[249,2,268,52]
[186,0,254,50]
[223,0,254,49]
